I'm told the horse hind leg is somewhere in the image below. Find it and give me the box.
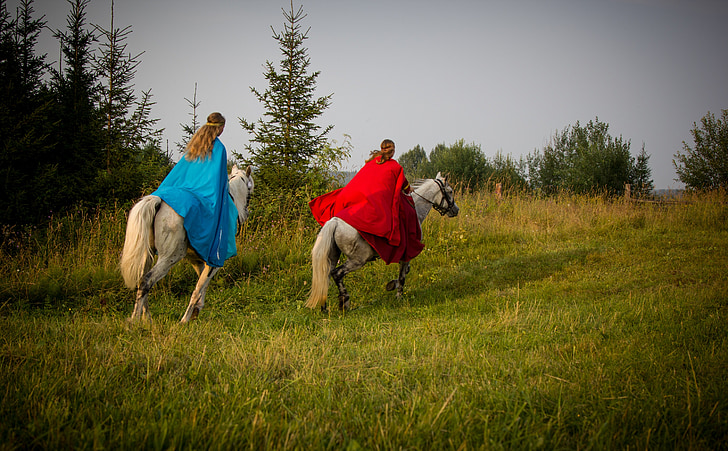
[330,265,350,311]
[331,257,369,311]
[131,257,178,322]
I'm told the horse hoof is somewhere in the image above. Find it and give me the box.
[338,295,350,311]
[385,280,397,291]
[184,307,200,322]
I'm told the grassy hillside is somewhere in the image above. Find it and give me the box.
[1,191,726,449]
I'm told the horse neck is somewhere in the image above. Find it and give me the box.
[412,180,439,224]
[228,176,249,216]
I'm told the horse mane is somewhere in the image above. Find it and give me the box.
[411,178,429,190]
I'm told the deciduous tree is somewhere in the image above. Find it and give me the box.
[674,109,728,190]
[528,118,635,195]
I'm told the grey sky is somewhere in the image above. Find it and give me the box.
[27,0,728,188]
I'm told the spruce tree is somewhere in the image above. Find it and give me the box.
[93,0,142,174]
[93,0,165,201]
[51,0,103,207]
[176,82,201,154]
[632,144,654,197]
[0,0,55,224]
[240,0,333,192]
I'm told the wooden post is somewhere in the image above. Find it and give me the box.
[495,183,502,200]
[625,183,631,201]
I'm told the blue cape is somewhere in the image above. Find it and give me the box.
[153,138,237,267]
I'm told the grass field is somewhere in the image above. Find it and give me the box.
[1,191,726,449]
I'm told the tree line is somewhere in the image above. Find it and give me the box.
[398,118,654,197]
[3,0,725,227]
[397,110,728,196]
[1,0,170,226]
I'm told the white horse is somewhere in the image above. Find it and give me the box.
[120,165,254,323]
[305,172,459,311]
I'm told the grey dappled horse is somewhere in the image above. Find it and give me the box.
[120,165,254,323]
[305,172,459,311]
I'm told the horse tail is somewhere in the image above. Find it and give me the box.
[120,195,161,290]
[305,219,337,309]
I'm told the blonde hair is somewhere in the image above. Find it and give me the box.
[185,112,225,161]
[366,139,395,164]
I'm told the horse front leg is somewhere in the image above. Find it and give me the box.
[180,264,220,323]
[386,261,410,298]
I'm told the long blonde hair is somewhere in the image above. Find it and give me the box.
[366,139,395,164]
[186,112,225,161]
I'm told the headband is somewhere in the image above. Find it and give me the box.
[206,122,224,127]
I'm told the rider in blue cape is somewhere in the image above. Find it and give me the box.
[152,112,237,267]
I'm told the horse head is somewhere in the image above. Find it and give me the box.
[412,172,459,219]
[228,164,254,227]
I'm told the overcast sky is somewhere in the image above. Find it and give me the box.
[23,0,728,188]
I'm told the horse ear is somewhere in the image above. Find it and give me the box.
[246,165,252,177]
[436,171,443,180]
[232,164,239,172]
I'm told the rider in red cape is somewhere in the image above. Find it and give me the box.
[309,139,424,264]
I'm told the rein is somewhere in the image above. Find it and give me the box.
[412,178,455,216]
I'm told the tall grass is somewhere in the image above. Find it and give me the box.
[1,191,726,449]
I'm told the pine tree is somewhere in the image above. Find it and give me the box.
[240,0,334,192]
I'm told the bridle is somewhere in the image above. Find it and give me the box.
[413,178,456,216]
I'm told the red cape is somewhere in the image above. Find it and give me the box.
[309,157,423,264]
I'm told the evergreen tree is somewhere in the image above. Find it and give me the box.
[14,0,45,96]
[0,0,22,223]
[126,88,169,192]
[93,0,166,201]
[50,0,103,208]
[176,82,201,154]
[632,143,654,197]
[240,0,334,192]
[673,109,728,190]
[129,88,162,150]
[93,0,142,174]
[0,0,55,224]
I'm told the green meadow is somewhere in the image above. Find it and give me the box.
[1,191,726,449]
